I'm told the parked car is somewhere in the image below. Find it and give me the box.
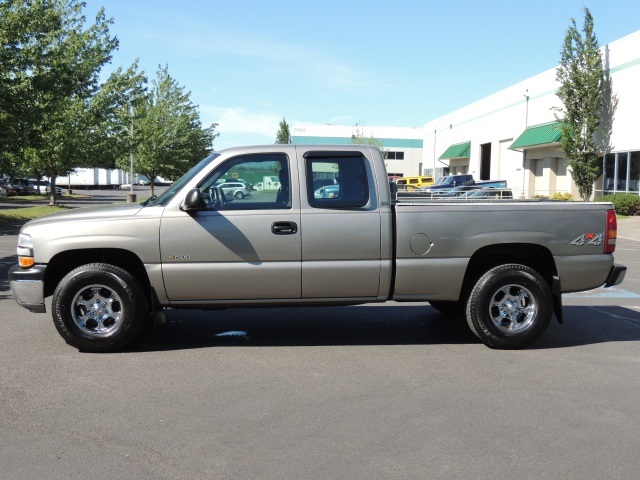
[36,181,63,195]
[313,178,337,191]
[10,179,37,195]
[0,185,6,199]
[314,185,340,199]
[36,180,62,195]
[45,185,63,196]
[219,181,251,199]
[222,178,255,191]
[396,184,420,192]
[465,188,513,199]
[422,174,475,194]
[396,175,434,188]
[0,180,20,196]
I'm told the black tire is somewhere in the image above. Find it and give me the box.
[466,264,552,349]
[52,263,147,352]
[429,300,465,317]
[234,191,244,199]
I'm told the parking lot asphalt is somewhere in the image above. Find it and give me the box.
[1,203,640,480]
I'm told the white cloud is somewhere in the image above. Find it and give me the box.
[200,106,284,148]
[202,106,280,136]
[147,27,379,91]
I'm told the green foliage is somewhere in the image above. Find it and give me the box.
[554,8,605,201]
[121,65,216,195]
[551,192,575,201]
[0,0,144,205]
[351,124,387,159]
[600,194,640,216]
[0,205,65,224]
[275,117,291,144]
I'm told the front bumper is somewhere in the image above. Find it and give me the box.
[8,264,46,313]
[604,264,627,288]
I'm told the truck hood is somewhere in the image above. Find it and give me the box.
[24,203,145,228]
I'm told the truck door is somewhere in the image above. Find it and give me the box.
[300,151,383,299]
[160,153,301,302]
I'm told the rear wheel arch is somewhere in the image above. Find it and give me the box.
[460,243,557,300]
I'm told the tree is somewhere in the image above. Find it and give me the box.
[554,7,605,200]
[351,124,387,159]
[123,65,216,196]
[0,0,143,205]
[275,117,291,144]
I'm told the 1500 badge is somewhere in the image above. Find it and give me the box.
[570,233,603,246]
[167,255,191,260]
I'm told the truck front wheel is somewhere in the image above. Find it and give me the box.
[466,264,552,349]
[52,263,147,352]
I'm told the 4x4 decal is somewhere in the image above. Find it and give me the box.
[570,233,603,246]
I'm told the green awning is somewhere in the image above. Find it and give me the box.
[510,121,562,150]
[439,141,471,159]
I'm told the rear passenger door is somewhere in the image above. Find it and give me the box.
[299,150,383,299]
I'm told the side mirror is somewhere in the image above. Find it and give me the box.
[180,189,206,211]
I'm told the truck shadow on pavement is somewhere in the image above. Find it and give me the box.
[0,254,17,293]
[128,304,640,352]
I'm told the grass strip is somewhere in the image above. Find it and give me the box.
[0,206,66,224]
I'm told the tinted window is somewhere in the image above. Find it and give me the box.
[306,154,369,208]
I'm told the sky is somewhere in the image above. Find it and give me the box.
[83,0,640,150]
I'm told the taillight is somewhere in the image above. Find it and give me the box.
[604,209,617,254]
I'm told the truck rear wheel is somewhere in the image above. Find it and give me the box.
[52,263,147,352]
[466,264,552,349]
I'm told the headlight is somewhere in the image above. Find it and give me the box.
[18,233,32,248]
[17,234,35,268]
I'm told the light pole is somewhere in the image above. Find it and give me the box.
[128,107,136,202]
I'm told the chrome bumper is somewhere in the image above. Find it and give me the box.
[8,264,46,313]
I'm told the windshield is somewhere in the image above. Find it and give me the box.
[433,176,449,186]
[150,153,220,206]
[438,176,454,186]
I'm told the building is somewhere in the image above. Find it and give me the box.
[422,29,640,199]
[291,124,424,178]
[291,30,639,199]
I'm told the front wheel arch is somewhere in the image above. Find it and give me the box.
[44,248,151,301]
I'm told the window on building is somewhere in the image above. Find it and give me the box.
[386,151,405,160]
[435,168,449,179]
[617,153,629,191]
[604,151,640,195]
[630,152,640,193]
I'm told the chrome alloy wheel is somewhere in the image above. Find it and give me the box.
[71,284,123,336]
[488,284,537,334]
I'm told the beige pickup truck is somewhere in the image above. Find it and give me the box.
[9,145,626,352]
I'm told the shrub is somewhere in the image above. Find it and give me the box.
[551,192,575,201]
[600,193,640,216]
